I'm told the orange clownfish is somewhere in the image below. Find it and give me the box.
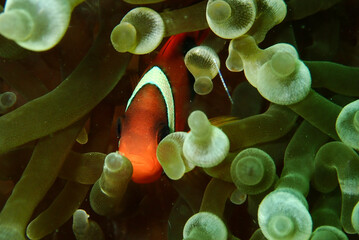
[117,31,208,183]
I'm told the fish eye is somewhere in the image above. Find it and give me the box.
[157,125,170,143]
[116,117,122,138]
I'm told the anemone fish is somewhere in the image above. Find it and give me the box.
[117,31,207,183]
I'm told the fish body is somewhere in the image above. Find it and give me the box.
[118,32,206,183]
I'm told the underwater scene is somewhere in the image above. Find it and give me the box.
[0,0,358,239]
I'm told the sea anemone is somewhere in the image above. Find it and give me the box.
[0,0,358,239]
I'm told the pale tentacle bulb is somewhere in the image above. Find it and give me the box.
[230,148,276,195]
[256,49,312,105]
[89,152,132,216]
[72,209,104,240]
[258,189,312,240]
[183,212,227,240]
[230,189,247,205]
[184,46,220,95]
[206,0,232,24]
[0,0,84,51]
[246,0,287,43]
[0,91,16,114]
[228,35,267,87]
[230,35,311,105]
[75,127,89,145]
[312,141,359,233]
[182,110,229,168]
[110,22,137,53]
[206,0,257,39]
[72,210,90,238]
[336,99,359,150]
[111,7,164,54]
[311,226,349,240]
[0,10,33,42]
[226,40,244,72]
[225,0,287,72]
[156,131,194,180]
[229,35,297,87]
[99,152,132,198]
[193,76,214,95]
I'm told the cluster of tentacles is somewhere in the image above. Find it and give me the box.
[0,0,358,239]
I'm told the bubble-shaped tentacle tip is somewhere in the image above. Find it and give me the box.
[111,7,164,55]
[73,209,104,240]
[76,127,89,145]
[183,110,229,168]
[246,0,287,43]
[270,51,297,77]
[226,41,244,72]
[230,148,276,195]
[0,9,34,41]
[352,201,359,233]
[89,152,133,216]
[184,46,220,95]
[256,45,311,105]
[183,212,227,240]
[311,226,348,240]
[206,0,257,39]
[193,76,214,95]
[110,22,137,53]
[336,100,359,150]
[0,91,16,113]
[206,0,232,24]
[99,152,133,198]
[229,35,262,87]
[156,132,194,180]
[230,189,247,205]
[0,0,77,51]
[72,209,90,236]
[258,190,312,240]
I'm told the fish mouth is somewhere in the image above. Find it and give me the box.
[119,153,161,183]
[118,152,147,166]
